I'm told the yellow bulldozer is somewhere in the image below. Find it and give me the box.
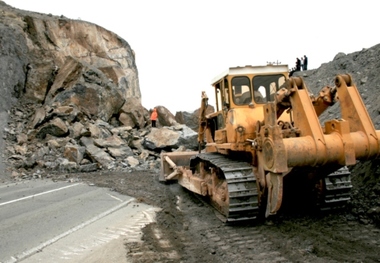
[160,64,380,222]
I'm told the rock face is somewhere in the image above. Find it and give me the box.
[0,0,202,178]
[0,1,145,175]
[1,2,140,105]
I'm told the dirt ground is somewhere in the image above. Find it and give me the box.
[60,169,380,263]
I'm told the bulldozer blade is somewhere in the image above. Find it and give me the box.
[265,172,283,217]
[159,151,198,182]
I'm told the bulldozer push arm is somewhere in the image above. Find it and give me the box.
[258,74,380,216]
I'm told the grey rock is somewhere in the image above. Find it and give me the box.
[35,118,68,139]
[79,163,99,173]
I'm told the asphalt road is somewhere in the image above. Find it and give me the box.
[0,179,159,263]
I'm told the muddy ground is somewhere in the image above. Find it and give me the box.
[58,169,380,263]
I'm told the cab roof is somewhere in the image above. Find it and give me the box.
[211,64,289,85]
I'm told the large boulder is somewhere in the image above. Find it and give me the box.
[175,105,215,132]
[46,57,125,122]
[142,125,198,151]
[21,13,140,104]
[154,106,178,127]
[119,97,150,128]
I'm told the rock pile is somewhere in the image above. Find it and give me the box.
[4,101,200,179]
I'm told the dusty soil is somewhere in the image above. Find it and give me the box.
[61,170,380,263]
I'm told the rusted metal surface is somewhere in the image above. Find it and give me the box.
[265,172,283,217]
[259,74,380,171]
[190,153,260,222]
[159,151,198,182]
[253,74,380,215]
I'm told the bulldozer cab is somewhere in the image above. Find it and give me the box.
[203,64,289,152]
[213,64,288,110]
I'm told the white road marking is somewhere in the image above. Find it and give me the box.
[5,198,136,263]
[0,183,82,207]
[107,193,124,202]
[21,206,160,263]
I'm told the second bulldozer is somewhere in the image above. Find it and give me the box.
[160,64,380,222]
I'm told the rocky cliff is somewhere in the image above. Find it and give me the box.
[0,2,200,179]
[0,1,148,176]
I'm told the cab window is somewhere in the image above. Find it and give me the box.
[231,76,252,105]
[253,75,286,103]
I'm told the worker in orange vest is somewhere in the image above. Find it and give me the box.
[150,108,158,127]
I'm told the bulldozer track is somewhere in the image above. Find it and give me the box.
[193,154,353,220]
[321,166,352,210]
[194,153,260,223]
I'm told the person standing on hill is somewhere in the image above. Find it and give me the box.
[295,58,301,71]
[150,108,158,127]
[303,55,308,70]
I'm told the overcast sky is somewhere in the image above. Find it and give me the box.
[6,0,380,113]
